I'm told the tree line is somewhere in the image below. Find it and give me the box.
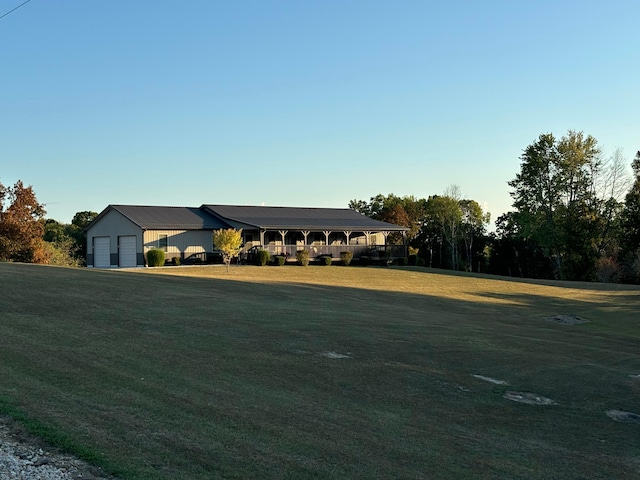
[350,131,639,283]
[2,130,638,282]
[0,179,97,266]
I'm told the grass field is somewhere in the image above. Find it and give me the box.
[0,262,639,479]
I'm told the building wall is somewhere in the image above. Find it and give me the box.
[143,229,213,261]
[86,209,142,267]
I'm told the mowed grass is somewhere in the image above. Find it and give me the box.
[1,262,639,479]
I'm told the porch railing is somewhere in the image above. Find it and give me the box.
[247,244,406,260]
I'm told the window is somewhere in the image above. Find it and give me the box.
[158,234,168,251]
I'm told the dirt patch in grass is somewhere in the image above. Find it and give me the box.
[319,351,351,359]
[606,410,640,423]
[503,391,557,405]
[471,374,509,385]
[544,314,589,325]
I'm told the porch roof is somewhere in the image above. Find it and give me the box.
[201,204,409,232]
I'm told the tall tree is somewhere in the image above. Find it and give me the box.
[505,131,604,279]
[618,151,640,281]
[459,199,490,272]
[0,180,46,262]
[348,193,426,243]
[424,194,462,269]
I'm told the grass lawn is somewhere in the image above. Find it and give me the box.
[1,262,639,479]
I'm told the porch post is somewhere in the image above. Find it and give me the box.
[278,230,288,255]
[363,231,371,246]
[323,230,331,245]
[343,230,352,245]
[382,231,390,249]
[260,229,265,246]
[301,231,310,248]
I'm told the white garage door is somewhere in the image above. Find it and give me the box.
[93,237,111,268]
[118,236,137,267]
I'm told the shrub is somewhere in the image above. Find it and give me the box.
[296,249,310,266]
[359,255,370,266]
[147,249,165,267]
[319,255,332,266]
[274,255,286,266]
[396,257,408,266]
[595,256,620,283]
[257,249,270,266]
[408,246,419,256]
[408,254,419,266]
[172,256,181,266]
[340,251,353,266]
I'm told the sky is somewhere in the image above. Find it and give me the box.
[1,0,638,228]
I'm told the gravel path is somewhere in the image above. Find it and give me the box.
[0,416,118,480]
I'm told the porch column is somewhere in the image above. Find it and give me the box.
[382,231,390,248]
[343,230,352,245]
[301,231,310,248]
[323,230,331,245]
[363,231,372,246]
[260,229,265,246]
[278,230,288,255]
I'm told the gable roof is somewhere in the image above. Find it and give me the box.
[201,204,409,231]
[97,205,229,230]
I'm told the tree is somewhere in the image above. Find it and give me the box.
[505,131,605,279]
[0,180,46,262]
[67,211,99,261]
[423,194,462,269]
[618,151,640,282]
[348,193,427,243]
[459,199,490,272]
[213,228,243,272]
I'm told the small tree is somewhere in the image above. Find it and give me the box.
[213,228,243,272]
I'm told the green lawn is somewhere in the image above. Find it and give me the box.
[1,262,639,479]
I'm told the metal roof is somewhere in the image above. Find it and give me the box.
[201,204,409,231]
[108,205,228,230]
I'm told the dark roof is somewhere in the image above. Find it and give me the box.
[201,204,409,231]
[107,205,228,230]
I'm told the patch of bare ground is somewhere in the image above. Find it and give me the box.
[544,314,589,325]
[605,410,640,423]
[471,374,509,385]
[503,391,557,405]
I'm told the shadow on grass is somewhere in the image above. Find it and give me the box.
[1,263,640,480]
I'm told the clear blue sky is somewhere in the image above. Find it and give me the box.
[2,1,638,227]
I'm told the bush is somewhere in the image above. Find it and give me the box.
[359,255,370,266]
[595,256,620,283]
[340,251,353,266]
[172,256,181,266]
[319,255,332,266]
[296,249,310,266]
[257,249,270,266]
[274,255,286,266]
[147,249,165,267]
[408,254,419,266]
[396,257,408,266]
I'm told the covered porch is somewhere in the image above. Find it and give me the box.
[245,229,407,261]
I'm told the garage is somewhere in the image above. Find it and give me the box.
[118,235,137,267]
[93,237,111,268]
